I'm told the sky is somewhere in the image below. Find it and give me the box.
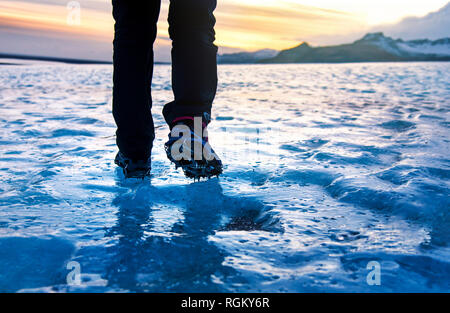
[0,0,449,61]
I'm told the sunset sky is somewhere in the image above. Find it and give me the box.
[0,0,449,61]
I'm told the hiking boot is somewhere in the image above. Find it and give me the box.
[165,113,223,179]
[115,152,151,178]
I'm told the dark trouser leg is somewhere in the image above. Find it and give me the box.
[163,0,218,126]
[112,0,161,160]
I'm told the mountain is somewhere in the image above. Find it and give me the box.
[218,49,278,64]
[259,33,450,64]
[375,2,450,41]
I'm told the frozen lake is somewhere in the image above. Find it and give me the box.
[0,62,449,292]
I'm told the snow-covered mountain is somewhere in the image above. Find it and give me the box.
[397,38,450,56]
[260,33,450,64]
[355,33,450,57]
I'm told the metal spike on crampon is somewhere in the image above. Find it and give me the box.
[180,160,223,180]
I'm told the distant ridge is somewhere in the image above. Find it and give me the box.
[218,33,450,64]
[0,53,113,65]
[4,33,450,66]
[259,33,450,64]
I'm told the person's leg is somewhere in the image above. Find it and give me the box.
[162,0,222,178]
[163,0,218,126]
[112,0,161,160]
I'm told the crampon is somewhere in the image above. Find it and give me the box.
[165,114,223,180]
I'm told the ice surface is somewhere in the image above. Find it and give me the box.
[0,62,449,292]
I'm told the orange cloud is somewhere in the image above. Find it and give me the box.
[0,1,113,41]
[214,1,365,50]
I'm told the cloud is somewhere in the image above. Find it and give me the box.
[0,1,113,60]
[371,2,450,40]
[214,1,364,50]
[0,0,175,61]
